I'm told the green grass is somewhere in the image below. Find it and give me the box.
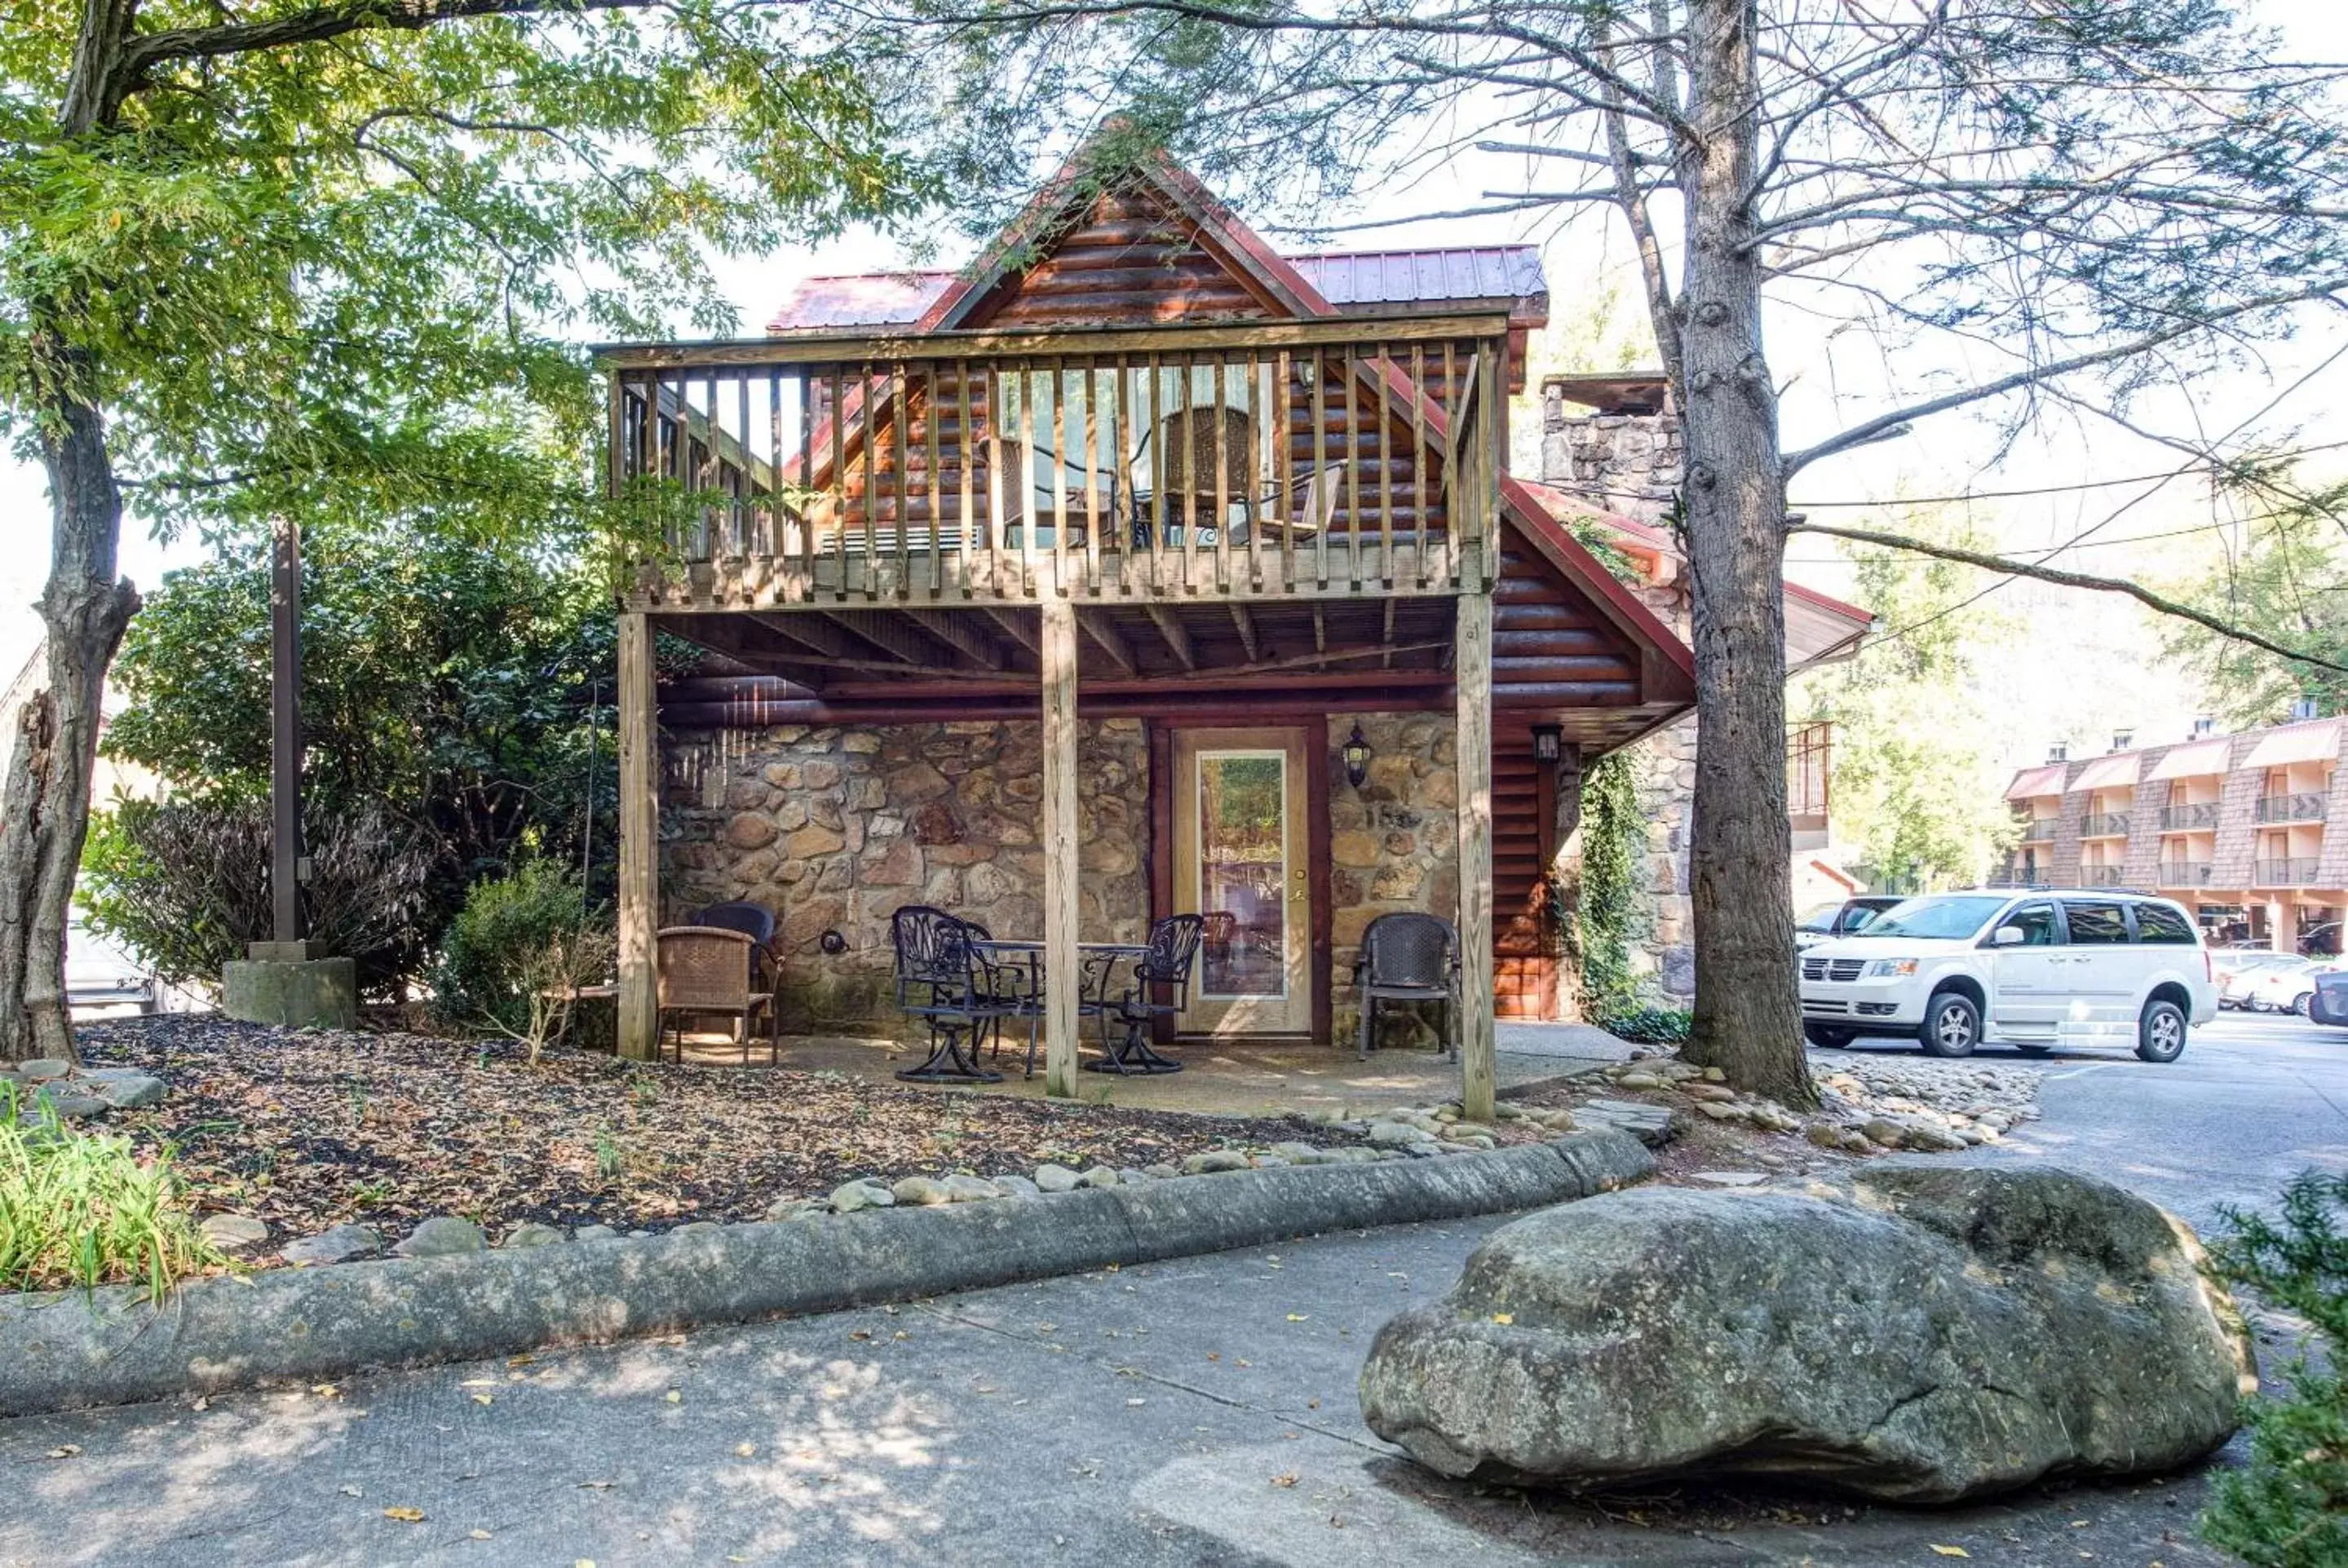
[0,1082,224,1300]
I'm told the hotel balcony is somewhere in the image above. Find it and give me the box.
[2158,860,2214,888]
[2253,856,2323,886]
[2158,802,2219,830]
[2078,811,2131,838]
[2254,791,2329,824]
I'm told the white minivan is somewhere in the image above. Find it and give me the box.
[1798,889,2217,1062]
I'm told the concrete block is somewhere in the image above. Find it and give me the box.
[221,956,357,1031]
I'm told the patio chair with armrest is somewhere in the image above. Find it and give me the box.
[888,905,1006,1084]
[1099,914,1205,1076]
[1354,912,1460,1062]
[656,925,777,1065]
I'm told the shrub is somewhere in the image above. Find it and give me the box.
[433,862,613,1061]
[0,1084,224,1299]
[2201,1169,2348,1568]
[1596,1004,1693,1046]
[78,795,432,994]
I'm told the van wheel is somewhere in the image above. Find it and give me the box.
[1803,1023,1853,1049]
[1919,992,1980,1058]
[2136,999,2188,1063]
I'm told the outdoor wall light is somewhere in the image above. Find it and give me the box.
[1532,724,1563,763]
[1342,723,1373,789]
[820,930,847,956]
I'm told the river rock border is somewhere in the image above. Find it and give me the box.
[0,1129,1655,1419]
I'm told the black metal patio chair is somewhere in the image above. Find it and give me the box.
[1095,914,1205,1076]
[888,905,1004,1084]
[1354,912,1460,1062]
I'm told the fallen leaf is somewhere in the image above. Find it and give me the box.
[1285,1314,1309,1323]
[338,1485,362,1498]
[1930,1548,1970,1559]
[312,1384,340,1398]
[470,1530,493,1540]
[42,1445,80,1460]
[382,1507,425,1523]
[577,1480,615,1491]
[471,1394,493,1407]
[1125,1398,1146,1407]
[735,1442,757,1458]
[1271,1473,1299,1488]
[1489,1313,1514,1325]
[665,1390,683,1403]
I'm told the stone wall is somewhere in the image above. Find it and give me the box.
[661,718,1150,1035]
[1328,713,1461,1049]
[1541,382,1694,1000]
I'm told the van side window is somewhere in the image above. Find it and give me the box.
[2060,901,2130,944]
[2134,903,2196,944]
[2001,903,2058,946]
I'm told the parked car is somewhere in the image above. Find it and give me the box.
[2312,969,2348,1027]
[1798,889,2215,1062]
[1794,894,1905,950]
[2239,956,2330,1016]
[2215,951,2309,1009]
[65,918,160,1016]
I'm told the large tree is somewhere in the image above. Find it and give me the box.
[0,0,931,1059]
[892,0,2348,1102]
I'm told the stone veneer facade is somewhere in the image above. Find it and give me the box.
[659,712,1467,1044]
[1539,381,1696,999]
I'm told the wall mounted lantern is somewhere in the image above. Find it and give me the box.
[1532,725,1563,764]
[1342,723,1373,788]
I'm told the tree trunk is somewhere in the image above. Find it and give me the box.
[0,340,140,1064]
[1670,0,1815,1107]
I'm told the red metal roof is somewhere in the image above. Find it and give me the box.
[765,246,1546,333]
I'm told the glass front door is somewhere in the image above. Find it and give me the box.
[1174,728,1312,1034]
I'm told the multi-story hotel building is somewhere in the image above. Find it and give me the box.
[1994,713,2345,956]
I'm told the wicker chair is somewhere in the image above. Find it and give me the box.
[656,925,777,1064]
[1099,914,1205,1075]
[1353,912,1460,1062]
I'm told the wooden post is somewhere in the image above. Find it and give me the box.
[1454,589,1496,1122]
[268,517,304,947]
[1040,597,1082,1098]
[617,611,660,1061]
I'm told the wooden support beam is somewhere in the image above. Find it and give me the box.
[1143,605,1196,671]
[1040,597,1082,1098]
[904,610,1006,671]
[1077,608,1139,678]
[1381,598,1398,670]
[821,608,941,665]
[1454,589,1496,1122]
[1311,603,1327,665]
[617,612,661,1061]
[750,612,853,659]
[1227,603,1261,662]
[982,607,1041,656]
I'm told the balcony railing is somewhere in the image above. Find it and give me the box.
[2158,860,2213,887]
[2019,817,2058,841]
[2253,856,2322,886]
[2255,791,2328,824]
[2078,811,2131,838]
[2080,865,2125,886]
[595,316,1509,609]
[2159,802,2219,831]
[1986,865,2040,888]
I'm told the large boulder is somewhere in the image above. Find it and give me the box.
[1360,1164,2253,1503]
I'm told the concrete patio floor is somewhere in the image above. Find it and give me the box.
[672,1021,1636,1119]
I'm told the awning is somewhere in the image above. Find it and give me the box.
[2244,719,2341,770]
[2148,738,2233,780]
[2071,753,2140,793]
[2005,763,2067,801]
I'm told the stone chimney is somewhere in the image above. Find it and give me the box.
[1538,373,1681,528]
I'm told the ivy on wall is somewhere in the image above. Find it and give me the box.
[1573,748,1647,1018]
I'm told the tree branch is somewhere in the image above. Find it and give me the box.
[1780,274,2348,478]
[1789,519,2348,674]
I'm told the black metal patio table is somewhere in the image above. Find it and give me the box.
[971,939,1178,1075]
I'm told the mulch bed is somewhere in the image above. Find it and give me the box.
[77,1017,1350,1249]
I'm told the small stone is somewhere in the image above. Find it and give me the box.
[1077,1166,1119,1189]
[280,1223,381,1266]
[1696,1101,1744,1121]
[1700,1067,1727,1083]
[1143,1164,1179,1181]
[763,1198,828,1222]
[15,1059,69,1082]
[573,1224,623,1242]
[1181,1150,1253,1174]
[1683,1083,1737,1103]
[29,1090,106,1120]
[1369,1120,1439,1147]
[891,1176,954,1206]
[1117,1168,1149,1187]
[1269,1142,1333,1164]
[1804,1122,1846,1150]
[1616,1072,1663,1091]
[943,1174,1002,1202]
[493,1221,564,1249]
[993,1174,1042,1199]
[674,1220,723,1236]
[1690,1171,1767,1187]
[1251,1154,1293,1168]
[1861,1116,1908,1148]
[395,1217,488,1257]
[199,1213,270,1254]
[1034,1164,1083,1194]
[88,1074,166,1110]
[829,1179,895,1212]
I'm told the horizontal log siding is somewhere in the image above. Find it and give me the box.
[1491,742,1555,1019]
[968,192,1273,326]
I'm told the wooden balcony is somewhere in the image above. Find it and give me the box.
[594,316,1507,612]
